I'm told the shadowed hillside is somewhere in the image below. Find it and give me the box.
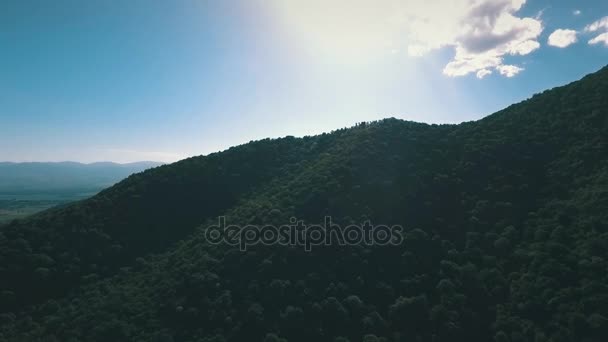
[0,66,607,342]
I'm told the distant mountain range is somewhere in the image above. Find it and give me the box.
[0,161,163,195]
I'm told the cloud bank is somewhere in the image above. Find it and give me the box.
[402,0,542,78]
[270,0,543,78]
[547,29,577,48]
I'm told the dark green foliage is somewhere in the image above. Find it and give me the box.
[1,66,608,341]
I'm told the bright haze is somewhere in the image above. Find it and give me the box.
[1,0,607,163]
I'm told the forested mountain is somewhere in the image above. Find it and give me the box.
[1,66,607,342]
[0,161,162,195]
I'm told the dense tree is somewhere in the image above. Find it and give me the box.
[1,66,608,341]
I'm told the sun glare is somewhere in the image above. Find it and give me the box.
[267,0,405,64]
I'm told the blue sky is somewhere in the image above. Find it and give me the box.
[1,0,607,163]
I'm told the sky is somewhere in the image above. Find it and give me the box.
[1,0,608,163]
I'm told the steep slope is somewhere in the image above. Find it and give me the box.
[1,66,607,342]
[0,137,331,309]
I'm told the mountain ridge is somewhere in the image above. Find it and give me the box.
[1,65,607,341]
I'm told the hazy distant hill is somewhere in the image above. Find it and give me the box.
[0,161,163,196]
[0,67,607,341]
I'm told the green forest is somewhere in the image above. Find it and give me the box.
[1,66,607,342]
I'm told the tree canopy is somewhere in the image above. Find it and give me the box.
[1,66,608,342]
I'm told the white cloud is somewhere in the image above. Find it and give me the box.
[268,0,542,78]
[476,69,493,79]
[585,16,608,32]
[547,29,577,48]
[505,39,539,55]
[496,64,524,77]
[589,32,608,46]
[404,0,542,78]
[585,16,608,47]
[573,10,581,16]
